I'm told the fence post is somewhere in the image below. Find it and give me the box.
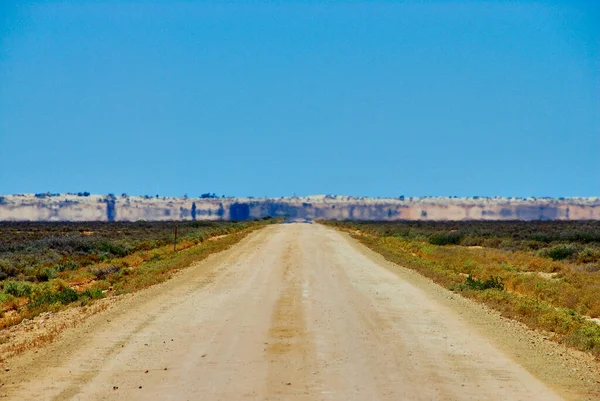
[174,225,178,252]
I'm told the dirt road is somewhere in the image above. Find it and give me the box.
[1,224,587,400]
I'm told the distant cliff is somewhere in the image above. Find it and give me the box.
[0,194,598,221]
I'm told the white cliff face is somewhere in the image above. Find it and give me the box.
[0,194,599,221]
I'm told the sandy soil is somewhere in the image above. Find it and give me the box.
[1,223,598,400]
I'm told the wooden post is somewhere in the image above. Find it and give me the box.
[174,225,178,252]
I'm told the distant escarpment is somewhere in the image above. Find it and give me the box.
[0,194,598,221]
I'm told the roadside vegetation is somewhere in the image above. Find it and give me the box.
[323,220,600,357]
[0,219,276,330]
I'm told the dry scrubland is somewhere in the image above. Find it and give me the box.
[0,218,276,348]
[5,223,593,401]
[0,216,599,397]
[324,220,600,357]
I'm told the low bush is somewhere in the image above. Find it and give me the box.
[55,260,80,272]
[0,259,17,280]
[35,267,58,282]
[91,265,121,280]
[29,287,79,308]
[540,245,578,261]
[3,281,33,297]
[429,232,462,246]
[565,322,600,355]
[576,247,600,264]
[0,292,15,304]
[454,274,504,291]
[80,288,105,300]
[98,242,132,258]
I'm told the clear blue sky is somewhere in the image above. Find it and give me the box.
[1,1,598,198]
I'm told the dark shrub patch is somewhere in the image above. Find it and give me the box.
[454,274,504,291]
[98,242,132,257]
[35,267,58,282]
[429,232,462,246]
[30,288,79,307]
[81,288,105,300]
[0,259,17,280]
[3,281,33,297]
[541,245,577,261]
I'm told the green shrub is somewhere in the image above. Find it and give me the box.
[29,287,79,307]
[56,288,79,303]
[429,232,462,246]
[541,245,577,261]
[565,321,600,354]
[3,281,33,297]
[0,292,15,303]
[576,247,600,264]
[56,260,80,272]
[29,282,53,299]
[81,288,105,300]
[98,242,132,257]
[500,263,517,272]
[454,274,504,291]
[0,259,17,280]
[36,267,58,282]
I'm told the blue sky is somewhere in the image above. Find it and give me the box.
[1,1,598,198]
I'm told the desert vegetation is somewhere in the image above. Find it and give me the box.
[0,219,276,331]
[323,220,600,356]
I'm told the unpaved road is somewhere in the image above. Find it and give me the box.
[2,224,595,400]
